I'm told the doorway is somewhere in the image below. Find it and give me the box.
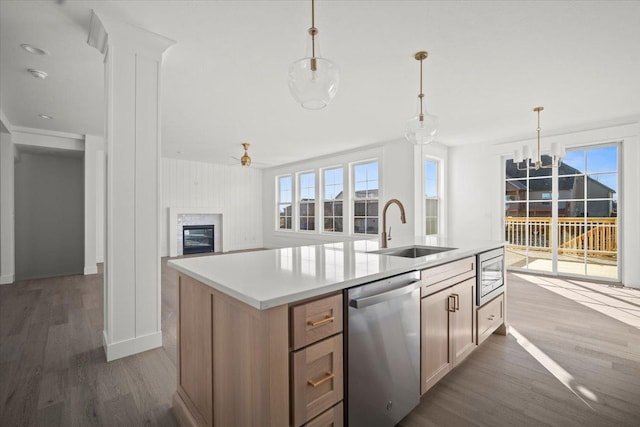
[504,143,619,280]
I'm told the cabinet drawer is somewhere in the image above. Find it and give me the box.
[477,294,504,345]
[303,402,344,427]
[292,335,344,427]
[421,257,476,297]
[291,293,343,350]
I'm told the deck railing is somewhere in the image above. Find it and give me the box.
[505,217,617,257]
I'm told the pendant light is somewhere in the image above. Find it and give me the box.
[405,51,438,144]
[288,0,339,109]
[513,107,565,170]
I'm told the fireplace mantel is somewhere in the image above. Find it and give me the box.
[169,207,224,257]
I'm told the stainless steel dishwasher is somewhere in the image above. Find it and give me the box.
[346,271,421,427]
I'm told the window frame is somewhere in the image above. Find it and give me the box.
[276,174,293,231]
[321,166,345,234]
[351,160,380,236]
[424,157,441,236]
[297,171,317,232]
[502,141,621,282]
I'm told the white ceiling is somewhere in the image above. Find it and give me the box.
[1,1,639,167]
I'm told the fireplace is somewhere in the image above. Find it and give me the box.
[182,225,215,255]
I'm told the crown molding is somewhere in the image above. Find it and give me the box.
[87,10,175,59]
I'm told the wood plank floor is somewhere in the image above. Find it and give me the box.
[1,259,639,426]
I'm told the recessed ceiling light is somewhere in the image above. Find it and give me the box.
[21,44,49,55]
[28,69,48,79]
[38,114,54,120]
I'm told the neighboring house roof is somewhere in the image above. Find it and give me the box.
[506,155,616,194]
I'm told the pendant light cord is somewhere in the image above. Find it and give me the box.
[309,0,317,70]
[311,0,316,58]
[419,57,424,119]
[536,108,542,163]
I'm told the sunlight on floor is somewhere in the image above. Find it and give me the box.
[512,273,640,329]
[510,326,597,408]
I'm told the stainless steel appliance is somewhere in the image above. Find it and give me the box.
[477,247,505,305]
[346,271,421,427]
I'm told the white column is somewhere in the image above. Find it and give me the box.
[0,131,15,285]
[84,135,104,275]
[88,11,175,361]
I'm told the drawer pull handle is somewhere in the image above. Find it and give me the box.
[448,295,456,313]
[307,315,335,327]
[307,371,335,387]
[488,314,496,320]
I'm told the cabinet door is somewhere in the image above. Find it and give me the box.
[420,289,453,395]
[292,335,344,427]
[451,278,476,367]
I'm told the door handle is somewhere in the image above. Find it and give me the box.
[448,295,456,312]
[349,281,421,309]
[452,293,460,311]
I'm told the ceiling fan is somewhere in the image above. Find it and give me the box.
[230,143,268,167]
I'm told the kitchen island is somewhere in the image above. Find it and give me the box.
[168,237,507,427]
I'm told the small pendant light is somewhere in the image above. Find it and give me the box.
[405,51,439,144]
[288,0,339,109]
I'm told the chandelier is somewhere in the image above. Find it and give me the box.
[514,107,565,170]
[287,0,339,109]
[405,51,438,144]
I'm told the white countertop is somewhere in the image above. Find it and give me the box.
[167,236,505,310]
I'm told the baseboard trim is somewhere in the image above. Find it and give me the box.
[0,274,14,285]
[84,265,98,275]
[103,330,163,361]
[173,392,205,427]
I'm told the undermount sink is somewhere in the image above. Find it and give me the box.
[372,245,457,258]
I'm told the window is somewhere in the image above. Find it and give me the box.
[425,159,439,235]
[352,161,379,234]
[278,175,292,230]
[323,167,343,232]
[504,143,618,280]
[299,172,316,231]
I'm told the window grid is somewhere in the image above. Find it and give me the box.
[504,144,618,280]
[353,161,379,235]
[323,167,344,232]
[299,172,316,231]
[278,175,292,230]
[425,159,439,236]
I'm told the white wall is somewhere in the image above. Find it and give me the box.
[84,135,105,274]
[14,150,85,280]
[96,149,105,263]
[0,131,15,284]
[262,139,448,249]
[161,158,263,256]
[448,122,640,288]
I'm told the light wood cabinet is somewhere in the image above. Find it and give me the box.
[291,294,343,351]
[477,294,504,345]
[292,335,343,426]
[303,402,343,427]
[290,294,344,427]
[173,275,344,427]
[174,274,289,427]
[421,256,475,298]
[421,277,476,395]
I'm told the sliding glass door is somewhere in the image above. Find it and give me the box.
[504,143,619,280]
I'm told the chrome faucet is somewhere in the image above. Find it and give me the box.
[381,199,407,248]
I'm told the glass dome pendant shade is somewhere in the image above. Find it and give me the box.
[288,0,339,110]
[405,96,439,144]
[405,51,438,144]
